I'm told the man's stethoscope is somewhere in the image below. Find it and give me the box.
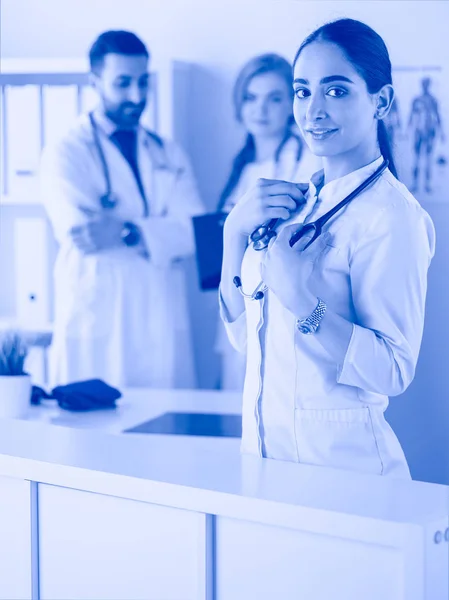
[88,112,120,210]
[89,111,171,215]
[233,158,389,301]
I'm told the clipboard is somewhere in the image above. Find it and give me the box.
[192,211,227,290]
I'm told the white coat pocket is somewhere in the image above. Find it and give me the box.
[294,407,384,476]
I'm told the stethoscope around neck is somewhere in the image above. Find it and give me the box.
[89,111,174,215]
[88,112,120,210]
[234,158,389,301]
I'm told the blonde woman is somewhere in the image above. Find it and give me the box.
[216,53,320,390]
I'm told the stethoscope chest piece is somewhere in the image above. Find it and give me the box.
[100,193,119,210]
[249,158,389,252]
[251,226,277,251]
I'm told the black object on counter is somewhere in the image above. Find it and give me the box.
[31,379,121,411]
[124,412,242,438]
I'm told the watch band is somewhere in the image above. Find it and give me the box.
[296,298,327,335]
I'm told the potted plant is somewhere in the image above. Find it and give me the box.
[0,330,31,418]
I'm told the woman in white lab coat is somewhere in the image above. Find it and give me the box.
[40,110,204,390]
[215,54,321,391]
[219,18,436,478]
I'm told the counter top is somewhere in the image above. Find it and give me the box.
[25,387,244,434]
[0,389,448,536]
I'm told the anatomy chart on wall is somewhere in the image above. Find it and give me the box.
[388,66,448,204]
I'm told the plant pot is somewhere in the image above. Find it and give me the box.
[0,374,32,418]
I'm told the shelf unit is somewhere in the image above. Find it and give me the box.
[0,59,159,386]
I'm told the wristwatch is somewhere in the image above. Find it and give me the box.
[121,221,141,247]
[296,298,327,335]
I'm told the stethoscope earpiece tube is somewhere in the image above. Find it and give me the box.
[89,111,153,213]
[233,276,266,300]
[233,276,242,288]
[234,158,389,301]
[291,159,389,250]
[89,112,116,209]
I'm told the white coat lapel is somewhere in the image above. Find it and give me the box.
[138,129,178,217]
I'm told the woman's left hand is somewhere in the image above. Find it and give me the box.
[260,223,318,319]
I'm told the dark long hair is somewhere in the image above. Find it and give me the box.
[218,54,303,210]
[293,18,398,179]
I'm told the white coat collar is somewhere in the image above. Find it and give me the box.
[89,109,172,172]
[91,108,127,137]
[307,155,385,213]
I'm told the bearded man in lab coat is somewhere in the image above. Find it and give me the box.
[40,30,205,389]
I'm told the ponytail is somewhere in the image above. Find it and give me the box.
[218,127,305,211]
[378,120,398,179]
[221,53,296,211]
[217,134,256,211]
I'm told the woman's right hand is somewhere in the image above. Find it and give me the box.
[224,178,309,239]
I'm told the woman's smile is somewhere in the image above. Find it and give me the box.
[305,127,339,141]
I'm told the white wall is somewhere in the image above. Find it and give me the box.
[2,0,448,65]
[2,0,449,155]
[2,0,449,482]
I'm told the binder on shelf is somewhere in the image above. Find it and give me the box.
[42,85,78,148]
[0,90,4,195]
[14,217,50,326]
[5,85,41,200]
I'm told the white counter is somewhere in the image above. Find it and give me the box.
[0,389,448,600]
[24,387,243,433]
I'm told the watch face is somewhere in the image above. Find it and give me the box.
[298,322,313,335]
[122,222,140,247]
